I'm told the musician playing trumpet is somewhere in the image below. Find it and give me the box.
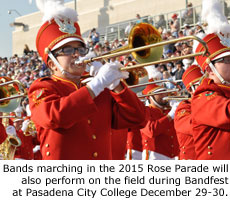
[140,83,179,160]
[27,0,146,160]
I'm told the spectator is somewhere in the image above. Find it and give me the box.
[88,28,100,45]
[183,24,191,36]
[125,22,135,37]
[170,13,180,38]
[162,71,175,89]
[183,2,195,25]
[155,14,166,29]
[136,14,142,24]
[174,60,185,88]
[23,44,30,55]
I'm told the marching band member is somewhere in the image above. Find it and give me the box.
[174,65,203,160]
[28,0,146,160]
[192,0,230,159]
[13,118,35,160]
[140,83,179,160]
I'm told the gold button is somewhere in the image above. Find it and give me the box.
[92,135,96,140]
[145,144,148,146]
[45,144,49,148]
[93,152,98,158]
[145,140,148,143]
[208,151,212,155]
[182,146,185,149]
[88,119,91,124]
[183,151,185,154]
[46,151,50,156]
[208,146,212,149]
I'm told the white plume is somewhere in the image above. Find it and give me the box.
[35,0,78,23]
[201,0,230,35]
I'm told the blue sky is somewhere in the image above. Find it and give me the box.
[0,0,73,58]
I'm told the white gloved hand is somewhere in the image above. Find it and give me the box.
[89,61,103,76]
[33,145,40,153]
[107,71,129,90]
[107,61,129,90]
[169,100,179,107]
[6,125,17,136]
[21,119,30,132]
[87,62,129,97]
[168,101,180,119]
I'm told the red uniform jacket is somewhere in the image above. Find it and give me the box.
[14,130,35,160]
[0,121,7,144]
[140,105,179,158]
[111,129,128,160]
[174,100,196,159]
[28,76,146,160]
[127,129,143,152]
[126,128,143,160]
[192,78,230,160]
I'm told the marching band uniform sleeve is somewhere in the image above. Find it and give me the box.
[174,100,192,136]
[141,106,172,138]
[110,83,146,129]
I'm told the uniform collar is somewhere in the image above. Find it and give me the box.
[52,75,79,90]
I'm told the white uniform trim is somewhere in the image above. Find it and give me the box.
[142,150,177,160]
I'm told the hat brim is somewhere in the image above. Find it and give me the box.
[51,37,85,51]
[152,87,166,94]
[212,51,230,61]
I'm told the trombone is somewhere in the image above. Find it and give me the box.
[81,29,209,71]
[0,77,27,113]
[80,23,209,92]
[128,79,182,89]
[138,89,181,98]
[163,96,190,101]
